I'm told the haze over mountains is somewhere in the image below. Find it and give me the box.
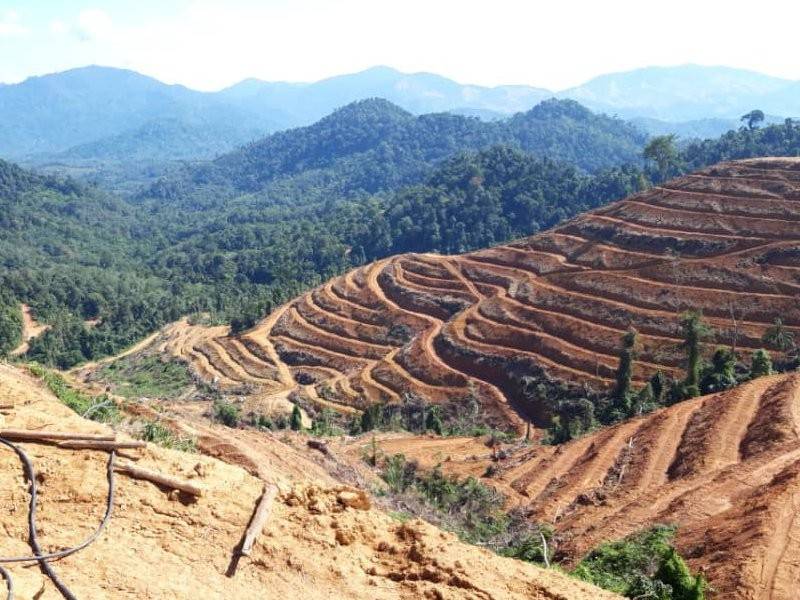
[2,63,799,164]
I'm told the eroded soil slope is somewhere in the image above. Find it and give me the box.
[164,158,800,427]
[351,373,800,600]
[0,363,618,600]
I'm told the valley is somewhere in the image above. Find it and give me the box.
[2,44,800,600]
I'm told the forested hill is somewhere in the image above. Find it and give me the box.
[144,98,646,203]
[4,119,800,368]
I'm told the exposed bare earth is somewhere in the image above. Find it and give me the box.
[349,373,800,600]
[11,304,49,357]
[0,363,618,599]
[161,159,800,428]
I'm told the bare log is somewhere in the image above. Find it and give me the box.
[240,484,279,556]
[57,440,146,450]
[114,462,204,497]
[306,439,330,456]
[0,428,115,442]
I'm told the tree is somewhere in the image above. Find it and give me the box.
[643,134,680,182]
[741,109,765,130]
[613,328,638,414]
[0,303,23,357]
[763,318,796,370]
[425,405,444,435]
[750,349,773,379]
[680,311,712,398]
[290,404,303,431]
[700,347,737,394]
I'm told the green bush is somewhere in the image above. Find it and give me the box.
[290,404,303,431]
[572,525,705,599]
[139,420,197,452]
[750,349,773,379]
[213,399,241,427]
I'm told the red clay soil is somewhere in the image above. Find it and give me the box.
[10,304,49,357]
[162,158,800,429]
[0,363,620,600]
[362,373,800,600]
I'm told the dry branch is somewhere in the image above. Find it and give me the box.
[306,439,331,456]
[0,428,115,442]
[114,462,204,496]
[57,440,146,450]
[240,484,279,556]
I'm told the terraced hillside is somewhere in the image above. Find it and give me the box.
[166,158,800,427]
[349,372,800,599]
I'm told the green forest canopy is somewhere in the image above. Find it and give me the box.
[2,103,799,368]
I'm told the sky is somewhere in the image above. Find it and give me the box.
[1,0,800,91]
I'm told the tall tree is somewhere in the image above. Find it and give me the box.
[613,327,638,414]
[680,311,712,398]
[741,109,765,130]
[643,134,680,182]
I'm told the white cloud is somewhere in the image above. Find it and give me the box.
[75,8,114,42]
[49,20,68,35]
[0,9,29,37]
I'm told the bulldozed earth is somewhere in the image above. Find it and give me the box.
[9,157,800,599]
[159,158,800,429]
[344,372,800,599]
[0,363,618,599]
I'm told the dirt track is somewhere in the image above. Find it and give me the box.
[159,158,800,427]
[10,304,49,357]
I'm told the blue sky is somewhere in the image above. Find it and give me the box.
[2,0,799,91]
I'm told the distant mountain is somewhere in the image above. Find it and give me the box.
[0,65,552,162]
[0,66,278,158]
[560,65,799,120]
[152,97,646,204]
[54,118,263,162]
[4,63,799,167]
[631,113,793,140]
[219,66,552,125]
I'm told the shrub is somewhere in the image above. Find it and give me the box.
[750,349,773,379]
[572,525,705,599]
[139,420,197,452]
[290,404,303,431]
[213,399,241,427]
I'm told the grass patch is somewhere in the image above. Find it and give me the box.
[373,452,539,547]
[137,419,198,453]
[29,363,121,424]
[98,353,193,400]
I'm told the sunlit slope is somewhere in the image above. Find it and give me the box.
[168,158,800,427]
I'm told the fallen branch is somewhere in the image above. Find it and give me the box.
[114,462,204,497]
[306,439,330,456]
[0,403,15,410]
[57,440,146,451]
[240,484,279,556]
[0,429,115,442]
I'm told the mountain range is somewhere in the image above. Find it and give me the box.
[2,64,798,165]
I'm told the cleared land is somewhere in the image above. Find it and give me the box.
[345,372,800,600]
[164,158,800,428]
[0,362,618,600]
